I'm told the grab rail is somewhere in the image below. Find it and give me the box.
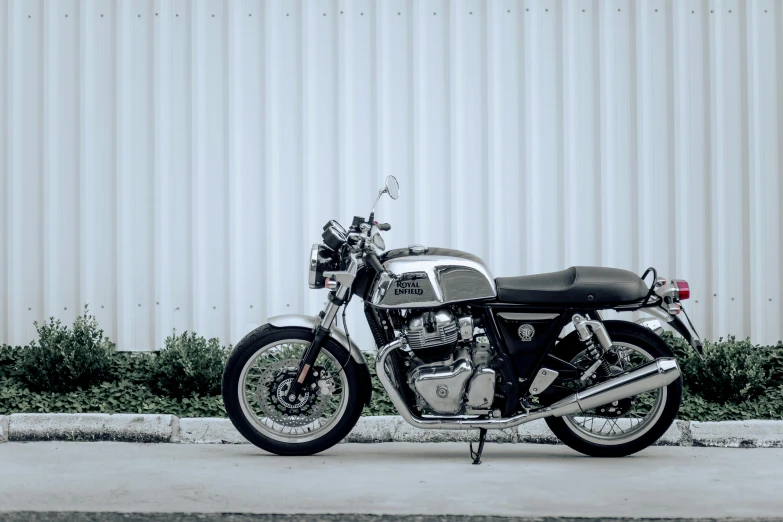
[639,267,658,308]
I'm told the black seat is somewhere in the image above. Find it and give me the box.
[495,266,649,305]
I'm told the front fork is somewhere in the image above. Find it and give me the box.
[286,283,351,401]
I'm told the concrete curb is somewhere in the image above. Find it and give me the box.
[3,414,782,447]
[8,413,175,442]
[691,420,783,448]
[655,419,693,446]
[179,417,245,444]
[517,418,560,444]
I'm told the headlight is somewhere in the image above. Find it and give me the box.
[308,244,339,289]
[308,244,320,288]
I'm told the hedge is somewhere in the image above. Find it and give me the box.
[1,311,782,421]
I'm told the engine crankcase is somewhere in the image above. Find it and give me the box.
[408,346,473,414]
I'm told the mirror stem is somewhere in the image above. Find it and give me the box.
[369,188,386,224]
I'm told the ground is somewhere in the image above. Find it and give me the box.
[0,442,782,521]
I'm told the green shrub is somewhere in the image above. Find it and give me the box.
[678,385,783,421]
[149,331,229,399]
[676,336,767,405]
[112,351,157,385]
[0,344,23,381]
[363,352,398,416]
[17,306,115,392]
[0,377,226,417]
[759,343,783,389]
[660,331,692,359]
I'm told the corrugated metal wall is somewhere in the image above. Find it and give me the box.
[1,0,782,352]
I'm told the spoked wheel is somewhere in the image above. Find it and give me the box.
[222,325,365,455]
[544,321,682,457]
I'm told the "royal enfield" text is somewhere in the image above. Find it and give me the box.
[395,281,424,295]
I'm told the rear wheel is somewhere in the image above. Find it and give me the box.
[222,325,365,456]
[544,321,682,457]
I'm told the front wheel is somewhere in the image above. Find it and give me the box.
[543,321,682,457]
[222,324,365,456]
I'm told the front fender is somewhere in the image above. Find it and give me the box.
[268,314,368,365]
[267,314,373,406]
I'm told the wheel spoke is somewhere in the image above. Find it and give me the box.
[238,339,349,442]
[564,341,667,443]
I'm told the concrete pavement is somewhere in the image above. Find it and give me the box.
[0,442,782,519]
[0,511,783,522]
[6,511,783,522]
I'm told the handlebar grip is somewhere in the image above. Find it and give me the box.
[376,223,391,232]
[365,251,385,273]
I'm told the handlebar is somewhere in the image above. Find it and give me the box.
[364,250,385,273]
[376,222,391,232]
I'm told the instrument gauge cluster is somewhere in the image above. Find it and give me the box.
[321,220,347,250]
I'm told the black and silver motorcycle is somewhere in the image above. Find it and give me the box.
[222,176,703,463]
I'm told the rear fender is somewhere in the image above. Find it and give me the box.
[633,309,704,360]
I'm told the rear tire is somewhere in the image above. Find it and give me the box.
[544,321,682,457]
[222,324,365,456]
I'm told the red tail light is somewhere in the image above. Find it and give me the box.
[673,280,690,300]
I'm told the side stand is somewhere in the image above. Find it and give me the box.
[469,428,487,465]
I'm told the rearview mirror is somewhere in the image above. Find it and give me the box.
[385,175,400,200]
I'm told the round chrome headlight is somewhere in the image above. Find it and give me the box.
[308,244,320,289]
[308,244,340,289]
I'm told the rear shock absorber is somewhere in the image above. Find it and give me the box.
[572,315,614,381]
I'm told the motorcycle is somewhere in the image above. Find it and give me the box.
[222,176,704,463]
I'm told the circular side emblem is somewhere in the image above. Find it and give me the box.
[518,324,535,341]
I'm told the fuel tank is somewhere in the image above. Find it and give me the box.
[368,247,496,308]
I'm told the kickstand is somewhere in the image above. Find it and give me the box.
[469,428,487,465]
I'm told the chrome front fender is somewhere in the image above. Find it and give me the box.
[267,314,367,366]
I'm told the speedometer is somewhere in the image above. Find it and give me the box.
[322,219,346,235]
[322,226,346,250]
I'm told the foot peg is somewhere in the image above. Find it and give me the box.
[469,428,487,465]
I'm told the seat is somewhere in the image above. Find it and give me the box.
[495,266,649,305]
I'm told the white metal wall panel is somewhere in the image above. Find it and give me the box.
[1,0,782,351]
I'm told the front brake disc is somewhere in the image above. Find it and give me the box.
[255,359,329,428]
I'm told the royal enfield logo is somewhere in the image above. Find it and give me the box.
[395,280,424,296]
[518,324,535,341]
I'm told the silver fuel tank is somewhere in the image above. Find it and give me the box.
[368,247,496,308]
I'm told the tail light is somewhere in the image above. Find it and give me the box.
[673,280,690,300]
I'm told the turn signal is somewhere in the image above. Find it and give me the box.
[673,280,690,300]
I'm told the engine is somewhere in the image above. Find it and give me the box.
[402,308,498,415]
[405,309,460,360]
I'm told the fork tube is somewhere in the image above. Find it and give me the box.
[320,296,343,328]
[288,284,350,400]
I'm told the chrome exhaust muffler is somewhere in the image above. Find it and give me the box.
[375,339,681,430]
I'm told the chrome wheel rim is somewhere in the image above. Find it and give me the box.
[238,339,349,443]
[562,342,667,446]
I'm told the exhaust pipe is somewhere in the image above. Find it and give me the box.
[545,357,680,417]
[375,339,681,430]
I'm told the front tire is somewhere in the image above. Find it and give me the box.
[544,321,682,458]
[222,324,365,456]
